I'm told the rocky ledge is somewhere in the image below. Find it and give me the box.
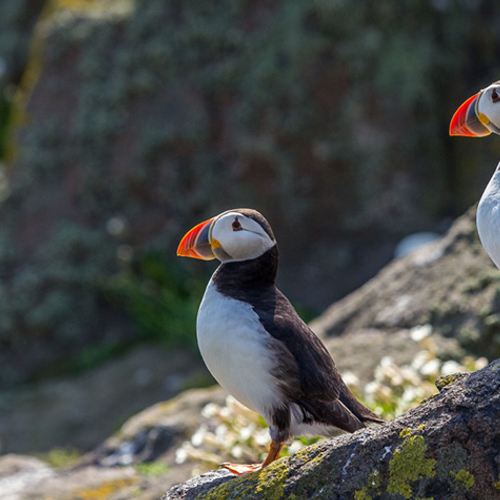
[164,359,500,500]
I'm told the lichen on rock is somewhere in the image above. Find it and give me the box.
[196,461,288,500]
[164,360,500,499]
[452,468,475,489]
[387,430,436,499]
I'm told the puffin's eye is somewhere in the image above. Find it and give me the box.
[492,90,500,103]
[231,219,242,231]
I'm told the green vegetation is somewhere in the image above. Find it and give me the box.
[0,0,500,387]
[134,460,170,477]
[39,446,83,468]
[0,218,209,385]
[108,253,206,348]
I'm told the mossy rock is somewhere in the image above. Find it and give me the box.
[312,208,500,361]
[164,360,500,499]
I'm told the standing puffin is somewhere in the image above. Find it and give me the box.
[450,81,500,269]
[177,208,384,474]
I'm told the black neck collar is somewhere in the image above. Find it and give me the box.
[212,245,278,296]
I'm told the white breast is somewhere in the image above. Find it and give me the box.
[196,280,282,420]
[477,162,500,270]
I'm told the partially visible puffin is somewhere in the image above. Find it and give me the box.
[450,81,500,269]
[177,208,384,474]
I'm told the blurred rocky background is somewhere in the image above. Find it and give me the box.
[1,0,500,498]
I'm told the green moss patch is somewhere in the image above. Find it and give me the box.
[494,472,500,490]
[196,460,289,500]
[451,469,475,489]
[354,487,372,500]
[387,431,436,499]
[435,374,460,391]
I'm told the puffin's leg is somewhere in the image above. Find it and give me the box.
[261,439,284,467]
[220,440,284,475]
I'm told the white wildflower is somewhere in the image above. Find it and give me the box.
[231,445,243,458]
[475,357,488,370]
[420,358,441,377]
[440,360,462,376]
[254,429,271,447]
[175,443,191,464]
[341,371,360,388]
[201,403,219,418]
[240,424,255,441]
[410,324,433,342]
[411,351,432,371]
[191,424,208,447]
[215,424,228,442]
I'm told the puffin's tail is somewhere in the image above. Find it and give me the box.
[337,380,385,426]
[298,397,366,433]
[297,375,385,434]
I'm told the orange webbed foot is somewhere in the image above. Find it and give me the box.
[219,462,262,475]
[219,440,284,476]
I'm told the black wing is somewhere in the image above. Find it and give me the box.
[253,288,342,401]
[252,287,383,428]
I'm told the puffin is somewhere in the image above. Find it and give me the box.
[450,81,500,269]
[177,208,384,474]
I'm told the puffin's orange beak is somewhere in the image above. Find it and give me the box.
[450,92,491,137]
[177,218,216,260]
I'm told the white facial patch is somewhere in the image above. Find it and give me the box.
[477,85,500,131]
[211,212,275,261]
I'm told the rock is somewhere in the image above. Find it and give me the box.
[0,345,206,454]
[393,232,441,258]
[312,207,500,360]
[0,455,146,500]
[88,386,226,467]
[321,328,425,387]
[0,387,227,500]
[0,455,54,500]
[164,359,500,500]
[163,470,234,500]
[0,0,46,83]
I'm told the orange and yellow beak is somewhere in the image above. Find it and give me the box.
[449,92,491,137]
[177,218,216,260]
